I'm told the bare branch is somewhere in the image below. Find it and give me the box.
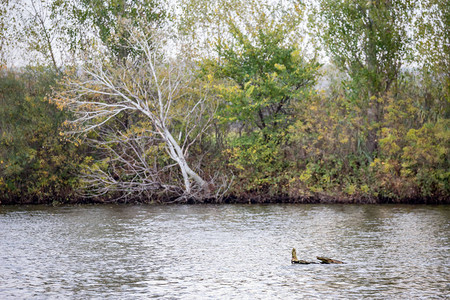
[52,21,216,200]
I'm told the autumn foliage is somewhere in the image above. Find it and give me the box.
[0,0,448,204]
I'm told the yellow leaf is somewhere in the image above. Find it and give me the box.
[274,63,286,71]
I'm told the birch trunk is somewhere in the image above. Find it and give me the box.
[163,128,206,193]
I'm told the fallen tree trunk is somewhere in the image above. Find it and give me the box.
[291,248,345,264]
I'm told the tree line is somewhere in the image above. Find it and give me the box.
[0,0,448,204]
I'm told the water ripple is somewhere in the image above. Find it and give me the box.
[0,204,448,299]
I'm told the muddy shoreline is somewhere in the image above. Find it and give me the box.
[1,192,448,205]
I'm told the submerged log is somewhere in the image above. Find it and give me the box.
[291,248,345,264]
[316,256,345,264]
[292,260,314,264]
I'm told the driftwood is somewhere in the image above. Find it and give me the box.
[316,256,344,264]
[291,248,345,264]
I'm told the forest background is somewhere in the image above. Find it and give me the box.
[0,0,448,204]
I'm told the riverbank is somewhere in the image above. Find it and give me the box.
[1,192,448,206]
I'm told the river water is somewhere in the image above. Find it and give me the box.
[0,204,448,299]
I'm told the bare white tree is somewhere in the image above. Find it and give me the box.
[53,21,215,199]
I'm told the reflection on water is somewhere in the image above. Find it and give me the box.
[0,204,448,299]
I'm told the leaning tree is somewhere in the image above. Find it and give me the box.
[52,20,216,201]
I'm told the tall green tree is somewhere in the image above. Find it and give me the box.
[314,0,416,156]
[214,25,318,138]
[209,1,317,134]
[203,1,320,192]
